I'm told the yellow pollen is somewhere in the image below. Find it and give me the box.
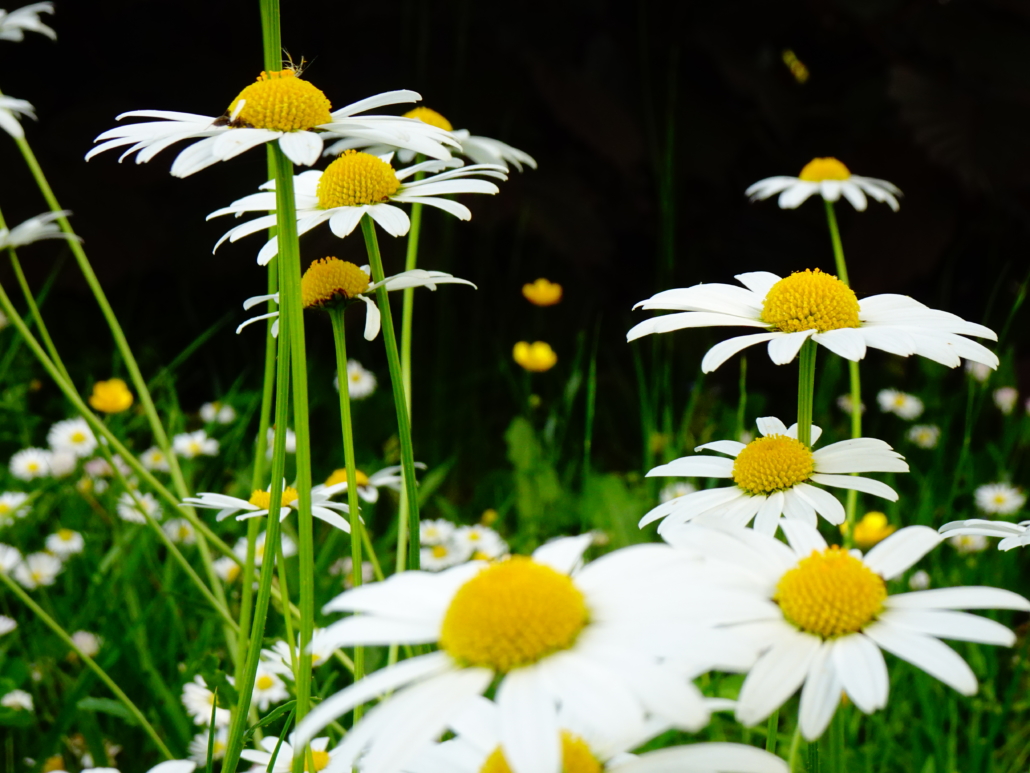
[440,556,588,672]
[479,731,602,773]
[248,487,299,509]
[761,269,860,334]
[732,434,814,495]
[227,70,332,132]
[305,750,331,772]
[317,150,401,209]
[58,529,74,541]
[775,547,886,638]
[302,258,371,308]
[798,157,852,182]
[255,675,275,690]
[403,106,453,132]
[70,431,87,444]
[325,467,371,487]
[432,544,449,559]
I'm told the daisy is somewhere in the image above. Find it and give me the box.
[70,630,101,658]
[45,528,84,557]
[199,401,236,424]
[0,492,30,523]
[0,544,22,573]
[906,424,941,449]
[909,570,931,590]
[208,152,506,265]
[9,447,51,480]
[452,524,508,561]
[331,557,376,588]
[420,540,470,572]
[243,735,338,773]
[237,258,475,340]
[965,359,991,382]
[234,531,297,567]
[293,535,768,773]
[13,552,62,589]
[172,430,219,459]
[663,520,1030,741]
[87,72,458,176]
[336,359,376,399]
[0,94,34,139]
[420,518,456,546]
[181,675,230,727]
[0,689,32,712]
[140,446,170,472]
[659,481,697,503]
[116,491,161,524]
[251,667,289,711]
[213,556,240,583]
[993,386,1018,415]
[47,417,97,458]
[188,727,228,763]
[319,464,408,504]
[163,518,196,545]
[627,269,999,373]
[974,482,1026,515]
[940,519,1030,552]
[877,389,924,420]
[261,629,338,676]
[835,393,865,415]
[265,426,296,458]
[184,483,351,533]
[640,416,907,535]
[0,615,15,636]
[745,157,901,211]
[0,2,54,41]
[949,533,989,554]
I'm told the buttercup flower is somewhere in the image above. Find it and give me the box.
[1,689,32,712]
[877,389,924,420]
[336,359,376,399]
[664,521,1029,741]
[181,675,230,727]
[70,630,101,658]
[46,528,84,558]
[939,519,1030,552]
[0,94,34,139]
[949,534,989,554]
[185,483,351,533]
[746,157,901,211]
[0,615,15,636]
[163,518,196,545]
[513,341,557,372]
[88,74,458,176]
[319,464,409,504]
[89,378,133,413]
[628,269,999,373]
[0,3,55,41]
[521,278,562,306]
[993,387,1018,415]
[200,401,236,424]
[641,416,907,535]
[841,511,896,549]
[974,483,1026,515]
[209,152,506,265]
[140,446,170,472]
[906,424,940,449]
[9,447,51,480]
[0,492,30,523]
[172,430,219,459]
[47,417,97,458]
[116,491,161,524]
[13,551,62,589]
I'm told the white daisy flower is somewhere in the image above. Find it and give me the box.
[965,359,991,382]
[188,727,228,763]
[116,491,161,524]
[238,259,475,340]
[0,3,55,41]
[212,556,240,583]
[234,531,297,567]
[45,528,84,557]
[47,417,97,458]
[993,386,1018,415]
[420,540,471,572]
[9,447,51,480]
[181,675,230,727]
[199,401,236,424]
[326,105,537,173]
[0,210,78,251]
[251,668,289,711]
[317,464,411,504]
[13,551,62,589]
[949,533,989,554]
[940,519,1030,552]
[172,430,219,459]
[0,689,32,712]
[0,492,30,523]
[627,269,999,373]
[0,543,22,572]
[419,518,456,546]
[835,393,865,414]
[261,629,337,676]
[659,481,697,503]
[974,482,1026,515]
[84,454,130,479]
[185,482,351,533]
[70,630,101,658]
[140,446,170,472]
[0,615,16,636]
[331,557,376,588]
[336,359,376,399]
[909,570,931,590]
[163,518,196,545]
[264,426,296,459]
[746,157,901,211]
[49,449,76,478]
[905,424,940,449]
[641,416,908,536]
[877,389,924,420]
[663,520,1029,741]
[0,94,34,139]
[293,536,767,773]
[208,153,506,265]
[87,72,458,177]
[453,524,508,561]
[242,736,337,773]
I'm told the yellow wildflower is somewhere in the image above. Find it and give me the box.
[88,378,133,413]
[521,278,563,306]
[513,341,557,372]
[841,511,896,549]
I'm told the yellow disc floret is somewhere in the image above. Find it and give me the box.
[775,547,887,638]
[304,751,331,772]
[317,150,401,209]
[301,258,371,308]
[440,556,589,672]
[227,70,332,132]
[57,528,74,541]
[761,269,860,333]
[324,467,371,487]
[248,487,299,509]
[798,157,851,182]
[732,434,814,495]
[403,106,453,132]
[479,731,602,773]
[255,675,275,690]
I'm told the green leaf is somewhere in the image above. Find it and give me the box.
[76,697,137,725]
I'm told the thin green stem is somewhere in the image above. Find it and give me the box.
[797,340,817,447]
[736,355,748,439]
[400,198,424,413]
[3,241,69,384]
[822,200,848,285]
[766,710,779,754]
[787,725,803,772]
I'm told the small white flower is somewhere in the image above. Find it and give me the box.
[233,531,297,567]
[242,735,337,773]
[0,615,16,636]
[140,446,170,472]
[0,492,30,523]
[251,668,289,711]
[659,481,697,503]
[905,424,941,449]
[908,569,931,590]
[993,387,1018,415]
[116,491,162,524]
[453,524,508,560]
[949,533,988,554]
[261,629,336,675]
[419,519,456,546]
[0,210,78,251]
[0,3,55,42]
[330,557,375,588]
[45,528,84,557]
[965,359,991,382]
[420,540,470,571]
[746,157,901,211]
[9,447,51,480]
[188,726,228,763]
[877,389,924,420]
[48,449,77,478]
[200,401,236,424]
[163,518,196,545]
[836,393,865,414]
[974,483,1026,515]
[71,630,101,658]
[335,359,376,399]
[0,94,34,139]
[213,556,240,583]
[181,675,231,727]
[173,430,219,459]
[188,483,351,533]
[47,417,98,458]
[0,689,32,712]
[13,552,62,589]
[264,427,296,458]
[0,543,22,572]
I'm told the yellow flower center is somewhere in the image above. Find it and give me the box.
[317,150,401,209]
[522,278,563,307]
[0,504,8,516]
[994,494,1007,504]
[26,462,39,472]
[227,70,332,132]
[301,258,371,308]
[58,529,74,541]
[775,547,886,639]
[70,431,87,444]
[305,751,331,772]
[248,487,299,509]
[732,434,814,495]
[178,525,192,540]
[226,564,241,583]
[761,269,860,334]
[513,341,558,372]
[325,467,371,487]
[798,157,851,182]
[432,544,449,559]
[403,106,453,132]
[256,675,275,690]
[479,731,602,773]
[439,557,588,672]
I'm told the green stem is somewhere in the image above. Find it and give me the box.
[0,572,172,758]
[822,200,848,285]
[796,340,817,447]
[766,709,779,754]
[736,355,748,439]
[400,199,424,413]
[3,242,68,384]
[787,725,803,772]
[360,215,421,572]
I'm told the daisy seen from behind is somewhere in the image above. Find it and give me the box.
[184,482,351,533]
[662,520,1030,740]
[627,269,999,373]
[641,416,907,536]
[746,157,901,211]
[0,3,54,42]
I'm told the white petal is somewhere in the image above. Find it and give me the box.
[755,416,789,437]
[886,587,1030,611]
[532,534,593,575]
[609,744,789,773]
[279,131,323,166]
[780,519,827,556]
[365,203,411,237]
[753,492,785,535]
[497,669,561,773]
[862,526,941,580]
[798,643,840,741]
[831,634,888,713]
[863,623,977,695]
[878,608,1015,646]
[792,483,846,526]
[701,333,782,373]
[646,456,735,479]
[694,440,747,456]
[735,630,821,725]
[767,330,814,365]
[809,474,898,501]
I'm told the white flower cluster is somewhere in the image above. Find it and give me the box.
[418,518,508,570]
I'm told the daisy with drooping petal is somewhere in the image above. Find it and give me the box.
[173,430,219,459]
[0,3,55,41]
[9,447,50,480]
[181,675,230,727]
[336,359,376,399]
[746,157,901,211]
[243,735,338,773]
[184,483,351,533]
[939,519,1030,552]
[906,424,940,449]
[663,520,1030,741]
[641,416,907,536]
[13,551,62,589]
[209,152,506,265]
[116,491,161,524]
[293,535,768,773]
[87,72,458,177]
[0,94,34,138]
[45,528,84,557]
[47,417,97,458]
[627,269,999,373]
[974,482,1026,515]
[0,492,30,523]
[877,389,924,420]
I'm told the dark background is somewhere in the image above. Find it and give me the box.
[2,0,1030,478]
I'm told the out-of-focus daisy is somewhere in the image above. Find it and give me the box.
[234,531,297,567]
[140,446,170,472]
[188,727,228,764]
[659,481,697,503]
[181,675,230,727]
[45,528,84,557]
[199,401,236,424]
[116,491,161,524]
[877,389,924,420]
[70,630,101,658]
[320,464,410,504]
[213,556,240,583]
[243,735,338,773]
[906,424,940,449]
[836,393,866,415]
[453,524,507,561]
[336,359,376,399]
[209,152,506,265]
[163,518,196,545]
[261,629,337,675]
[47,417,97,458]
[185,483,351,532]
[665,520,1029,741]
[0,544,22,573]
[251,668,289,711]
[237,258,475,340]
[9,447,51,480]
[49,450,76,478]
[746,157,901,211]
[948,533,989,554]
[521,278,562,306]
[0,492,30,523]
[13,552,62,589]
[330,556,375,588]
[841,511,895,549]
[84,455,130,479]
[173,430,219,459]
[88,378,133,413]
[265,426,296,458]
[0,94,34,138]
[419,519,455,546]
[0,3,55,41]
[513,341,557,372]
[909,569,931,590]
[0,615,16,636]
[420,540,470,572]
[965,360,991,383]
[993,387,1018,415]
[294,536,765,773]
[628,269,999,373]
[641,416,908,535]
[940,519,1030,552]
[0,689,32,712]
[974,482,1026,515]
